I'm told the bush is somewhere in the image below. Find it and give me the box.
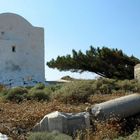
[44,84,63,94]
[92,78,117,94]
[91,78,140,94]
[33,83,45,90]
[53,80,95,103]
[4,87,28,102]
[114,130,140,140]
[53,78,140,103]
[27,90,51,101]
[27,131,72,140]
[0,84,5,92]
[115,80,139,93]
[2,78,140,103]
[27,84,62,101]
[2,84,62,102]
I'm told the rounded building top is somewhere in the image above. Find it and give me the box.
[0,13,33,30]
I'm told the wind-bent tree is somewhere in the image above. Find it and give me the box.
[47,46,140,80]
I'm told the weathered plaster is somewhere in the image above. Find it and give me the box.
[0,13,45,87]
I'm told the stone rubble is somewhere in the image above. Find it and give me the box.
[33,111,90,135]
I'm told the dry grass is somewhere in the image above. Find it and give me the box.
[88,93,126,104]
[0,93,139,140]
[0,99,86,140]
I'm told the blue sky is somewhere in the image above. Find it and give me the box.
[0,0,140,80]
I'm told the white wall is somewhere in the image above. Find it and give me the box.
[0,13,45,87]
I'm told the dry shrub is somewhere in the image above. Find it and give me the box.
[75,115,140,140]
[53,80,95,103]
[4,87,28,102]
[88,93,126,104]
[74,119,121,140]
[52,78,140,104]
[27,90,51,101]
[115,130,140,140]
[33,83,45,90]
[27,131,72,140]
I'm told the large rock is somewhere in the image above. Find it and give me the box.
[91,93,140,120]
[33,111,90,134]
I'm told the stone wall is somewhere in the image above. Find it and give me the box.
[134,64,140,81]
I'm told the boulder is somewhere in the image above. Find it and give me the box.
[33,111,90,134]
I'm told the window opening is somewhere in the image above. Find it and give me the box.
[1,31,4,35]
[12,46,16,52]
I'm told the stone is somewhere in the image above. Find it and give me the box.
[0,133,8,140]
[91,93,140,120]
[0,13,45,87]
[33,111,90,135]
[134,64,140,81]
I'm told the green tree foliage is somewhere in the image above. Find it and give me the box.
[47,46,140,79]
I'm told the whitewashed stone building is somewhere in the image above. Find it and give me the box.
[0,13,45,87]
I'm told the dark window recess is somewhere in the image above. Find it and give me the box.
[1,31,4,35]
[12,46,16,52]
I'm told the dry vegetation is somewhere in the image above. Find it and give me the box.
[1,94,138,140]
[0,100,86,139]
[0,78,140,140]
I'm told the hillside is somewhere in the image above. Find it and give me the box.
[0,78,140,140]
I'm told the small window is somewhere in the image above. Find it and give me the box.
[1,31,4,35]
[12,46,16,52]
